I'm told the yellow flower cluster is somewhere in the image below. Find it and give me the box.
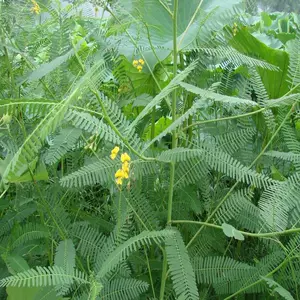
[133,59,145,72]
[110,147,131,185]
[31,0,41,14]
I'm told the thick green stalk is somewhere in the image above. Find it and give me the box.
[187,94,194,145]
[160,2,178,299]
[168,0,179,224]
[167,161,175,222]
[159,249,168,300]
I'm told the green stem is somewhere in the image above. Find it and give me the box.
[151,107,156,146]
[171,220,300,238]
[160,2,178,299]
[3,46,16,97]
[187,94,194,145]
[167,162,175,223]
[182,107,266,131]
[178,0,204,49]
[71,38,85,73]
[159,249,168,300]
[145,23,171,81]
[186,102,296,249]
[158,0,173,17]
[167,0,178,222]
[144,247,156,299]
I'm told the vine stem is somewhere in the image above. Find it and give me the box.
[171,220,300,238]
[186,102,297,249]
[160,1,178,299]
[182,107,266,131]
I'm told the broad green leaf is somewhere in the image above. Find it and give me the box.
[261,12,272,27]
[116,0,243,70]
[230,27,289,98]
[7,162,49,183]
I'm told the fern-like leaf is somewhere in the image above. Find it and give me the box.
[0,266,89,287]
[165,230,199,300]
[44,127,82,165]
[100,278,149,300]
[96,229,175,280]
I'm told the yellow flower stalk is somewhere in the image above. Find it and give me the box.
[31,0,41,14]
[122,161,130,173]
[113,151,131,185]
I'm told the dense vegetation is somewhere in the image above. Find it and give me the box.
[1,0,300,299]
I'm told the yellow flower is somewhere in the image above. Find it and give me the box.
[112,146,120,154]
[115,169,125,178]
[116,177,123,185]
[133,60,139,67]
[122,161,130,173]
[110,153,117,160]
[138,59,145,65]
[31,0,41,14]
[110,146,120,160]
[137,65,143,72]
[121,153,131,163]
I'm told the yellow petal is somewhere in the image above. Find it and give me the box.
[121,153,131,163]
[116,178,123,185]
[110,153,117,160]
[115,169,125,178]
[133,60,139,66]
[111,146,120,154]
[139,59,145,65]
[123,171,129,179]
[122,161,130,172]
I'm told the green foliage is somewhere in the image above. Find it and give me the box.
[1,0,300,299]
[165,230,199,300]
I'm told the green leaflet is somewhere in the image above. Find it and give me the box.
[221,223,245,241]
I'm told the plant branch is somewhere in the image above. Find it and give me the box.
[171,220,300,238]
[182,107,266,131]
